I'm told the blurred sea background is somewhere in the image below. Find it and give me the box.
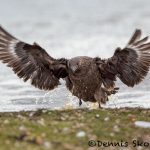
[0,0,150,112]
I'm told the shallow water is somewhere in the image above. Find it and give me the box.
[0,0,150,112]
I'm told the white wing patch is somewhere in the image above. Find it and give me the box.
[8,39,19,55]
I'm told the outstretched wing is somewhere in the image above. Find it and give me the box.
[96,29,150,89]
[0,26,68,90]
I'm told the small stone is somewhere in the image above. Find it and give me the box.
[115,119,120,124]
[35,136,44,145]
[95,114,100,118]
[17,115,25,120]
[104,117,110,121]
[42,110,47,113]
[53,129,58,133]
[37,118,45,126]
[48,112,52,115]
[74,123,85,128]
[76,131,86,138]
[62,127,70,134]
[41,133,46,138]
[113,125,120,132]
[137,147,143,150]
[128,114,136,121]
[19,125,26,131]
[4,120,9,124]
[60,116,66,121]
[44,141,52,149]
[63,144,75,150]
[5,140,10,145]
[110,132,115,137]
[29,112,35,117]
[14,142,20,147]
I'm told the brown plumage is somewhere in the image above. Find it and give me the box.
[0,26,150,108]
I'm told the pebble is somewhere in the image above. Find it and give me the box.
[48,112,52,115]
[110,132,115,137]
[35,136,44,145]
[5,140,10,145]
[37,118,45,126]
[104,117,110,121]
[4,120,9,124]
[62,127,70,133]
[95,114,100,118]
[60,116,66,121]
[41,133,46,138]
[44,141,52,149]
[29,112,35,117]
[19,125,26,131]
[115,119,120,124]
[76,131,86,138]
[17,114,25,120]
[113,125,120,132]
[42,110,48,113]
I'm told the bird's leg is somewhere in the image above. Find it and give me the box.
[79,99,82,106]
[98,102,102,109]
[106,96,109,101]
[94,87,108,108]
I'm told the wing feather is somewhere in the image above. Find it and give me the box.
[0,26,68,90]
[112,29,150,87]
[96,29,150,88]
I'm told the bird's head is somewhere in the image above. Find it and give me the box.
[68,56,92,76]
